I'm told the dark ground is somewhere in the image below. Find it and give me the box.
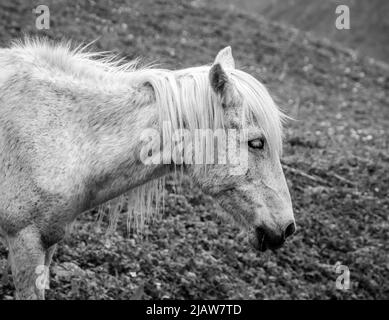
[0,0,388,299]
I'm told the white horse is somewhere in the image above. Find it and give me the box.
[0,38,295,299]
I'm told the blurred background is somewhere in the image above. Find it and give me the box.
[221,0,389,63]
[0,0,388,299]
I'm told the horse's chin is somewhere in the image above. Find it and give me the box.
[248,226,286,252]
[248,231,268,252]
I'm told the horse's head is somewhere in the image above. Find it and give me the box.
[189,47,295,252]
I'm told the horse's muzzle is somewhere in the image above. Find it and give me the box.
[252,222,296,252]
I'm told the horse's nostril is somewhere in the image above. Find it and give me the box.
[284,222,296,239]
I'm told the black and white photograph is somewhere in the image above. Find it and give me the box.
[0,0,387,307]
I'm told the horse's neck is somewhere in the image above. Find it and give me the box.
[82,83,167,209]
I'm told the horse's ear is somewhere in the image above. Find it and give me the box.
[209,63,229,96]
[214,46,235,69]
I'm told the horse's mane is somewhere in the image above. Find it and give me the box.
[10,38,285,234]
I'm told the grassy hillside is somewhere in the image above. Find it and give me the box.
[221,0,389,63]
[0,0,388,299]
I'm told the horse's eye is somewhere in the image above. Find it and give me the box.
[248,138,265,150]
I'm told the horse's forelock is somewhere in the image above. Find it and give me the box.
[230,69,285,157]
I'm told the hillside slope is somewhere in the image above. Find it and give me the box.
[0,0,388,299]
[221,0,389,63]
